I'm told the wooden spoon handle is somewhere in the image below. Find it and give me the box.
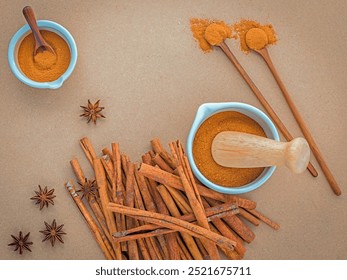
[22,6,46,47]
[217,41,318,177]
[211,131,310,174]
[257,48,341,195]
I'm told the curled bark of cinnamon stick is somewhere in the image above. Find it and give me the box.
[107,203,236,255]
[113,201,239,238]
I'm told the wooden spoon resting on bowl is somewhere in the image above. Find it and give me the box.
[22,6,55,55]
[211,131,310,174]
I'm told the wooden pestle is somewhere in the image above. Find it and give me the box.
[211,131,310,174]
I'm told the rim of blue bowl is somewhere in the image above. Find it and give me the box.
[8,20,77,89]
[186,102,280,194]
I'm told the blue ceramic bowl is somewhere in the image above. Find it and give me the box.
[187,102,280,194]
[8,20,77,89]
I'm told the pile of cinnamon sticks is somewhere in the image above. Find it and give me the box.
[65,137,279,260]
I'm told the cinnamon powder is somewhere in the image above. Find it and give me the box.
[190,18,277,53]
[192,111,266,187]
[18,30,70,82]
[232,19,277,53]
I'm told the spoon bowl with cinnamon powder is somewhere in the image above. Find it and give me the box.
[8,20,77,89]
[187,102,279,194]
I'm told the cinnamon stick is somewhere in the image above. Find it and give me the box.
[134,169,170,259]
[102,147,113,162]
[150,138,177,169]
[205,197,255,243]
[208,221,241,260]
[165,184,192,214]
[70,158,115,254]
[141,156,181,260]
[239,208,260,226]
[107,203,236,253]
[222,215,255,244]
[156,185,203,260]
[113,200,239,237]
[80,137,98,166]
[151,153,174,173]
[124,162,140,260]
[100,157,115,196]
[245,208,280,230]
[87,197,113,243]
[133,174,165,260]
[93,159,122,259]
[136,235,151,260]
[65,181,114,260]
[70,158,86,183]
[201,198,246,257]
[111,143,127,251]
[177,235,193,260]
[171,146,220,260]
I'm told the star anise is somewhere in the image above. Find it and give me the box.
[40,219,66,247]
[30,185,56,210]
[80,99,105,124]
[76,178,98,200]
[8,231,33,255]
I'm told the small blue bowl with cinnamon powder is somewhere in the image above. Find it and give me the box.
[187,102,279,194]
[8,20,77,89]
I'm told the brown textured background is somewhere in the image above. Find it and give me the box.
[1,0,346,260]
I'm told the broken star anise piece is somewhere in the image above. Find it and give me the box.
[77,178,98,200]
[30,185,56,210]
[80,99,105,124]
[40,219,66,247]
[8,231,33,255]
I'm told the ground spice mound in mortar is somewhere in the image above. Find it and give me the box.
[232,19,277,53]
[193,111,267,187]
[190,18,235,52]
[18,30,70,82]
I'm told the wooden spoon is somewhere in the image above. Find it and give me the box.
[211,131,310,174]
[216,41,318,177]
[246,28,341,195]
[22,6,55,55]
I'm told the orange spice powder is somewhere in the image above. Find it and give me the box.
[18,30,71,82]
[190,18,277,53]
[190,18,235,52]
[193,111,267,187]
[232,19,277,53]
